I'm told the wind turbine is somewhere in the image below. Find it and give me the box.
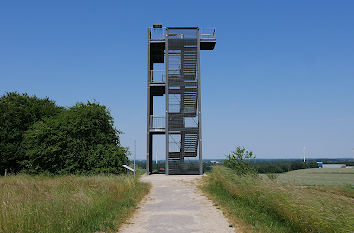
[303,146,306,162]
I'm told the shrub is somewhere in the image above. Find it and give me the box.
[224,146,257,176]
[0,92,62,173]
[22,102,128,175]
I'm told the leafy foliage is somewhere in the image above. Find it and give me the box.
[224,146,257,176]
[0,92,62,173]
[22,102,128,175]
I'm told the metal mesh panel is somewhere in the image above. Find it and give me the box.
[166,28,200,174]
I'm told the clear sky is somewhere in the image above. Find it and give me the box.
[1,0,354,159]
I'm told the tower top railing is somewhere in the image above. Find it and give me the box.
[148,27,216,41]
[199,27,216,40]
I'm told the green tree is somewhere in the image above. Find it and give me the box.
[0,92,62,173]
[22,102,128,174]
[224,146,257,176]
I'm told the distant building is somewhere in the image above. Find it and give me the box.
[322,164,346,168]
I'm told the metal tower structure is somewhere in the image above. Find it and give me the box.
[147,25,216,175]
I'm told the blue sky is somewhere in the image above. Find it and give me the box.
[1,0,354,159]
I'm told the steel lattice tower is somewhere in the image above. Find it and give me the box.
[147,25,216,175]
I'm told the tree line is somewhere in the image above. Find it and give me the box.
[0,92,128,175]
[223,146,318,175]
[251,161,317,173]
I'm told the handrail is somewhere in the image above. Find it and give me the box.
[150,70,165,83]
[149,27,166,41]
[199,27,216,40]
[148,27,216,41]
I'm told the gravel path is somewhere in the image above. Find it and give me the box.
[119,174,236,233]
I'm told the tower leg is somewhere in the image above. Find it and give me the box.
[197,28,203,175]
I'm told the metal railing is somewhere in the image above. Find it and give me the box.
[149,27,165,41]
[200,27,216,40]
[148,27,216,41]
[150,70,165,83]
[150,115,165,129]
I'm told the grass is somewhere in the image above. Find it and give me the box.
[201,166,354,233]
[275,168,354,186]
[0,174,150,233]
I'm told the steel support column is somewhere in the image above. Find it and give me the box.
[197,28,203,175]
[165,28,169,175]
[146,28,151,174]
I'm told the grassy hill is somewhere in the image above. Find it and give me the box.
[0,174,150,233]
[202,166,354,233]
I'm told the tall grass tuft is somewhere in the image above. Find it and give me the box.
[0,174,150,233]
[202,166,354,233]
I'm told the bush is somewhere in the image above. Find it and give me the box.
[224,146,257,176]
[22,102,128,175]
[0,92,62,173]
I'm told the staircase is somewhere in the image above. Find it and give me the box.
[167,29,200,174]
[183,132,199,156]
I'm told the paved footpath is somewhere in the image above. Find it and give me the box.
[119,174,236,233]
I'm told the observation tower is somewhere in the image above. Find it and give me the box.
[147,25,216,175]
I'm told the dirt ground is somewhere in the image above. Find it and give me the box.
[119,174,237,233]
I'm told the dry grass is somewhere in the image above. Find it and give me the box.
[0,174,150,233]
[202,166,354,233]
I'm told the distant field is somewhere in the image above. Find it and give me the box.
[275,168,354,186]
